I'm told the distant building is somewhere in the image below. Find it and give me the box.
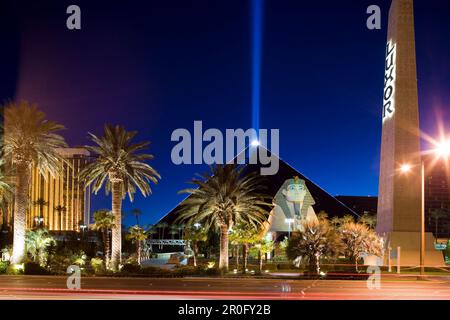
[156,148,359,244]
[2,148,92,232]
[424,156,450,238]
[337,156,450,239]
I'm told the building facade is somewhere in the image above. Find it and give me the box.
[0,148,92,233]
[424,156,450,238]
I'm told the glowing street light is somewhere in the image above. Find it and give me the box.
[400,139,450,276]
[435,139,450,158]
[400,163,412,173]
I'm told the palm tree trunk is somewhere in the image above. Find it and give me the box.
[110,180,122,271]
[11,161,30,264]
[136,240,141,265]
[102,229,110,267]
[193,242,198,267]
[258,249,262,274]
[219,225,229,271]
[235,246,239,270]
[242,244,248,274]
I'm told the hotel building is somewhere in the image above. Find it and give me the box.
[1,148,92,232]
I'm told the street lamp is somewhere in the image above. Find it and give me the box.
[399,138,450,276]
[400,161,425,276]
[285,218,295,239]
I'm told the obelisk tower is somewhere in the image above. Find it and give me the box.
[377,0,442,265]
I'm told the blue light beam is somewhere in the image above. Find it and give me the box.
[251,0,264,133]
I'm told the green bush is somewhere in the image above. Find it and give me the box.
[0,261,8,274]
[90,257,104,274]
[47,255,72,274]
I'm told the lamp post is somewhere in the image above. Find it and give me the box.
[400,161,425,276]
[399,138,450,277]
[285,218,294,239]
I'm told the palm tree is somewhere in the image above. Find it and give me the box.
[229,223,260,273]
[253,239,275,274]
[0,159,13,230]
[176,164,272,271]
[358,213,377,229]
[126,225,147,264]
[54,205,67,231]
[286,219,343,276]
[340,222,383,271]
[317,211,329,221]
[183,224,208,267]
[330,216,341,228]
[92,209,115,268]
[131,208,142,226]
[33,198,48,228]
[340,214,355,224]
[25,228,55,267]
[79,125,160,271]
[4,101,67,264]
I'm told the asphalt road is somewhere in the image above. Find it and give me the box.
[0,275,450,300]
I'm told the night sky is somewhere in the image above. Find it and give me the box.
[1,0,450,227]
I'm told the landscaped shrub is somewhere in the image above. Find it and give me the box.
[0,261,8,274]
[90,257,104,274]
[47,254,72,274]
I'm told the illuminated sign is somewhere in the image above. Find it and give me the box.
[382,41,396,122]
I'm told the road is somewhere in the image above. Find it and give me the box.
[0,275,450,300]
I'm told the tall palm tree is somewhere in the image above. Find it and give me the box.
[79,125,160,271]
[183,224,207,267]
[340,222,383,271]
[33,198,48,228]
[330,216,341,228]
[54,205,67,231]
[340,214,355,224]
[92,209,115,268]
[286,219,344,276]
[358,213,377,229]
[126,225,147,264]
[176,164,272,271]
[131,208,142,226]
[0,159,13,230]
[229,223,260,273]
[3,101,67,264]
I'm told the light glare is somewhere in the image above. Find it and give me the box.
[400,164,412,173]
